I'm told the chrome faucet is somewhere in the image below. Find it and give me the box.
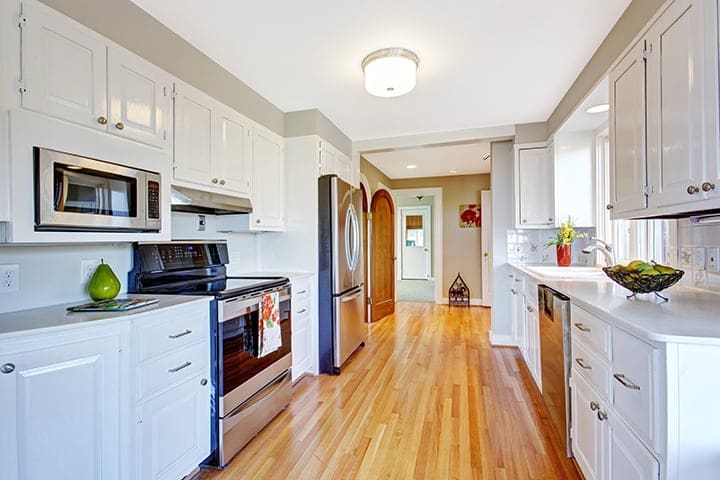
[582,238,616,266]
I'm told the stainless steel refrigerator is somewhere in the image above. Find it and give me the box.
[318,175,365,374]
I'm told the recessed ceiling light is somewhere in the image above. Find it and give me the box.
[362,48,420,98]
[406,164,417,169]
[449,169,459,173]
[586,103,609,114]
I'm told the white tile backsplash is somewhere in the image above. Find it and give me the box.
[677,219,720,292]
[507,227,596,266]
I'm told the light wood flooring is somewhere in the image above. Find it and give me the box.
[198,302,580,480]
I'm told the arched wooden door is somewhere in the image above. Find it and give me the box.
[370,189,395,322]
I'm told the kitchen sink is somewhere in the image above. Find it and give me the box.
[522,266,608,280]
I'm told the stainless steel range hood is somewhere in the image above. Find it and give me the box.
[171,186,252,215]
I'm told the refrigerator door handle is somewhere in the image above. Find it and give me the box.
[347,203,360,273]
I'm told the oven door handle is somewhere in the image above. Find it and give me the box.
[223,370,290,423]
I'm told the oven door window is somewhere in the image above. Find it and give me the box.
[221,298,291,395]
[54,163,137,217]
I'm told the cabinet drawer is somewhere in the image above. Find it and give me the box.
[612,328,657,447]
[293,304,311,331]
[136,305,208,362]
[138,341,209,400]
[292,277,311,302]
[571,305,611,361]
[571,336,612,400]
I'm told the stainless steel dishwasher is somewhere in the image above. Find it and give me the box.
[538,284,572,457]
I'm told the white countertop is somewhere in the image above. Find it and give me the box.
[0,295,211,338]
[510,263,720,345]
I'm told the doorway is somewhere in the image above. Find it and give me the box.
[369,189,395,322]
[400,206,432,280]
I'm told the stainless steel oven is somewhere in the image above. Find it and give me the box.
[34,147,161,231]
[217,282,292,466]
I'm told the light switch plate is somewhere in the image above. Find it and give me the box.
[707,247,720,272]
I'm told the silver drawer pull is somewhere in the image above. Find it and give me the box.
[168,329,192,339]
[297,290,308,295]
[574,322,591,332]
[575,358,592,370]
[168,361,192,373]
[297,309,307,314]
[597,410,608,421]
[613,373,640,390]
[589,401,599,411]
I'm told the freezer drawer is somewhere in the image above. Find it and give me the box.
[333,287,365,368]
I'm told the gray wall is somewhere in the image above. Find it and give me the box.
[285,110,352,156]
[39,0,285,135]
[546,0,666,135]
[514,122,548,144]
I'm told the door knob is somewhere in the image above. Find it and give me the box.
[687,185,700,195]
[702,182,716,192]
[115,122,125,130]
[97,116,108,125]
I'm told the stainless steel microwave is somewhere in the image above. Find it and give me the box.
[34,147,161,232]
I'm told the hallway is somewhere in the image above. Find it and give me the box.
[199,303,579,480]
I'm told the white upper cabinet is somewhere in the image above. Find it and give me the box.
[214,104,252,196]
[610,0,720,218]
[319,140,352,184]
[20,1,107,130]
[173,82,213,186]
[20,1,170,149]
[250,125,285,229]
[609,40,648,216]
[515,144,555,228]
[107,47,169,148]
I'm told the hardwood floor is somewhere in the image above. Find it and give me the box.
[198,302,580,480]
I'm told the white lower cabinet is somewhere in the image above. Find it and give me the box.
[290,275,313,382]
[137,374,210,480]
[571,374,605,480]
[607,413,660,480]
[0,324,128,480]
[131,300,211,480]
[509,271,541,391]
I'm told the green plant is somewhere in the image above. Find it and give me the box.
[545,217,587,247]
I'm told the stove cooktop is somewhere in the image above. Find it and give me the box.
[160,276,289,299]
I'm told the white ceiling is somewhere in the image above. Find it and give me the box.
[557,78,609,133]
[130,0,631,141]
[363,142,491,179]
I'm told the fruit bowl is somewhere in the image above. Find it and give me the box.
[602,265,684,301]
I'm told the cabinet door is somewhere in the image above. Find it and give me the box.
[173,83,213,186]
[0,333,122,480]
[319,141,338,177]
[571,375,605,480]
[138,374,210,480]
[291,303,312,382]
[609,41,648,216]
[517,147,554,227]
[526,304,542,390]
[108,47,169,149]
[214,106,252,195]
[251,126,285,228]
[646,0,712,209]
[20,1,107,130]
[607,414,660,480]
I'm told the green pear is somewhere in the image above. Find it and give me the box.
[88,259,121,301]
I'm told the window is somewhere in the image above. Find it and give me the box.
[594,132,673,264]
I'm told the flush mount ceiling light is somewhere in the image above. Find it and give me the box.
[586,103,609,114]
[362,48,420,97]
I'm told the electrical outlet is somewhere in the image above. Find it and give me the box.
[81,259,101,283]
[707,248,720,272]
[0,264,20,293]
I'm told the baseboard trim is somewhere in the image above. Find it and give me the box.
[440,297,485,306]
[489,332,517,346]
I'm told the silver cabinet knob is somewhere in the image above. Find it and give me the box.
[97,116,108,125]
[522,219,527,223]
[1,363,15,374]
[548,218,553,222]
[212,178,219,184]
[115,122,125,131]
[606,204,614,210]
[702,182,716,192]
[255,219,261,224]
[687,185,700,195]
[589,401,599,411]
[220,179,226,185]
[597,410,608,421]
